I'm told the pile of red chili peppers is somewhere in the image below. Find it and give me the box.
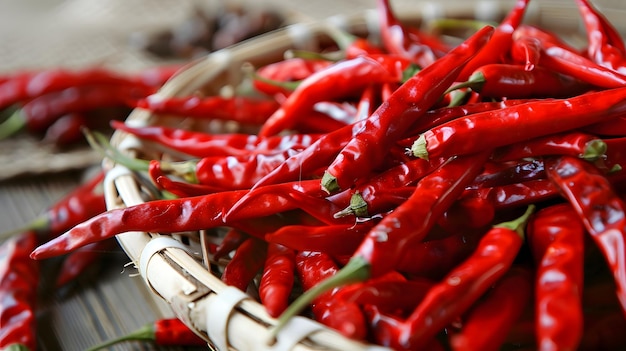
[6,0,626,349]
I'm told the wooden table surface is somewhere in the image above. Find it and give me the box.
[2,0,625,350]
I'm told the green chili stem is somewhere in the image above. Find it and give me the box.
[0,108,26,140]
[85,323,155,351]
[494,204,535,238]
[269,256,370,339]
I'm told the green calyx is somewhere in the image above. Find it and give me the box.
[321,171,340,194]
[410,134,429,160]
[493,204,535,238]
[1,343,31,351]
[269,256,370,340]
[0,107,26,140]
[581,139,607,161]
[333,192,369,218]
[444,71,486,96]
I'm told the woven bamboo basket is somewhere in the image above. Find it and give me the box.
[103,1,626,350]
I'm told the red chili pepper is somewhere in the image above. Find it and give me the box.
[515,25,626,88]
[492,131,607,162]
[41,113,88,146]
[376,0,439,67]
[321,26,494,194]
[221,237,267,291]
[55,238,118,288]
[266,221,375,257]
[510,35,541,71]
[134,94,280,126]
[469,178,559,210]
[1,171,106,241]
[0,231,39,351]
[437,191,495,232]
[583,116,626,136]
[527,203,585,351]
[411,87,626,161]
[259,243,295,317]
[0,84,147,139]
[295,251,367,339]
[545,155,626,315]
[112,120,321,158]
[456,0,531,80]
[373,206,534,350]
[576,0,626,73]
[252,58,332,97]
[85,318,206,351]
[469,158,546,189]
[450,64,587,99]
[258,55,406,137]
[0,67,157,113]
[213,228,248,262]
[449,266,533,351]
[29,180,323,259]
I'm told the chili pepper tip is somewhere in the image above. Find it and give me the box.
[269,256,370,340]
[321,171,340,194]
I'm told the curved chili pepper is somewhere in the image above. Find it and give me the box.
[576,0,626,73]
[265,221,374,257]
[252,57,332,97]
[258,55,406,137]
[545,155,626,315]
[411,87,626,161]
[30,177,331,259]
[148,160,222,197]
[450,64,587,99]
[221,237,267,291]
[213,228,248,262]
[492,131,607,162]
[41,113,88,146]
[259,243,296,317]
[527,203,585,351]
[1,170,106,241]
[0,231,39,351]
[511,35,541,71]
[321,26,494,194]
[373,205,534,350]
[456,0,531,80]
[470,178,559,210]
[469,158,545,189]
[295,251,367,340]
[449,266,533,351]
[376,0,439,67]
[134,94,280,126]
[85,318,206,351]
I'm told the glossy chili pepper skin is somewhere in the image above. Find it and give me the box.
[465,64,587,99]
[374,207,532,350]
[221,237,268,291]
[2,171,106,241]
[492,131,606,162]
[545,155,626,315]
[527,203,585,351]
[258,55,404,137]
[252,58,332,97]
[134,94,280,126]
[259,243,296,317]
[576,0,626,73]
[112,120,321,158]
[449,266,533,351]
[29,180,321,259]
[412,87,626,161]
[457,0,531,80]
[511,35,541,71]
[321,26,494,194]
[86,318,206,350]
[376,0,439,68]
[0,231,39,351]
[0,67,160,112]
